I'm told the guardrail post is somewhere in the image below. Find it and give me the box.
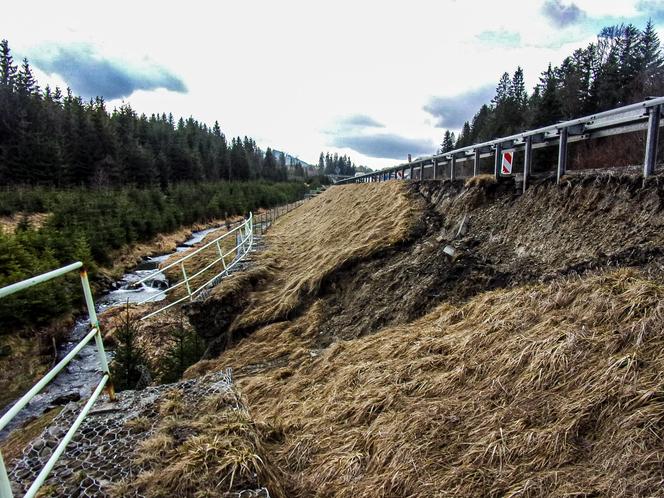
[523,135,532,193]
[420,164,424,180]
[494,143,502,180]
[450,155,456,181]
[557,127,568,183]
[409,163,414,180]
[0,451,12,498]
[474,149,480,176]
[432,159,437,179]
[80,269,115,401]
[644,104,661,178]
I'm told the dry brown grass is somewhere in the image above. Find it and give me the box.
[465,173,497,188]
[112,387,284,498]
[0,212,51,233]
[197,267,664,497]
[208,182,424,332]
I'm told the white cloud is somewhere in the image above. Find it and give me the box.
[0,0,643,169]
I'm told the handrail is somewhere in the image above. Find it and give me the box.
[135,215,252,285]
[0,265,114,498]
[338,96,664,186]
[136,213,254,320]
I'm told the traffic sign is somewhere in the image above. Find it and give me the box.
[501,150,514,175]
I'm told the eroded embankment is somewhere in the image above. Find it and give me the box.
[191,174,664,358]
[184,175,664,497]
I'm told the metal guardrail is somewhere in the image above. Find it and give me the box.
[337,97,664,188]
[135,213,254,320]
[0,262,114,498]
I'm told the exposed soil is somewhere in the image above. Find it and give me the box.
[180,174,664,497]
[191,173,664,355]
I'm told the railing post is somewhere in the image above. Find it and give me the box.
[474,149,480,176]
[80,269,115,401]
[181,263,192,300]
[523,135,532,193]
[450,155,456,181]
[494,143,502,180]
[0,451,12,498]
[557,127,568,183]
[644,104,661,178]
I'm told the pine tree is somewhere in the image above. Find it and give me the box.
[440,130,456,153]
[0,40,17,88]
[111,303,150,391]
[160,312,204,383]
[263,147,278,180]
[532,64,562,127]
[318,152,325,174]
[639,19,664,96]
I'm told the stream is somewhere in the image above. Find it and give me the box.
[0,225,224,439]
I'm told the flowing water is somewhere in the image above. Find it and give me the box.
[0,226,223,438]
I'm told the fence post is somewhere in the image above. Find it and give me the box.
[80,269,115,401]
[450,155,456,181]
[644,104,661,178]
[557,127,568,183]
[523,135,532,193]
[474,149,480,176]
[0,451,12,498]
[494,143,502,180]
[181,263,192,300]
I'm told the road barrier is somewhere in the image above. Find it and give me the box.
[0,263,113,498]
[337,97,664,188]
[135,213,254,320]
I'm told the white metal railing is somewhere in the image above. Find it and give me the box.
[338,96,664,187]
[0,262,114,498]
[135,212,254,320]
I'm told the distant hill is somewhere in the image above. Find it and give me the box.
[272,149,313,169]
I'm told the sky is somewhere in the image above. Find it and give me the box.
[2,0,663,169]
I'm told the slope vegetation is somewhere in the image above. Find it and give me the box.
[184,174,664,497]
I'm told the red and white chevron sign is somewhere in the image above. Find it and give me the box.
[501,150,514,175]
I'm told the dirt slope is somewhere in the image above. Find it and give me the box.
[184,173,664,497]
[188,182,424,356]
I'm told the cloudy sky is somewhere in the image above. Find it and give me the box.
[2,0,663,168]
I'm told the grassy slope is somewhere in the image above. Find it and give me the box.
[181,176,664,497]
[223,268,664,497]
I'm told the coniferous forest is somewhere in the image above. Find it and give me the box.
[0,39,310,331]
[0,40,294,186]
[439,21,664,153]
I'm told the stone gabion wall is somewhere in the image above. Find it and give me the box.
[8,370,268,498]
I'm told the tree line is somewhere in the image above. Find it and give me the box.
[0,39,293,187]
[439,21,664,153]
[317,151,372,176]
[0,180,306,330]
